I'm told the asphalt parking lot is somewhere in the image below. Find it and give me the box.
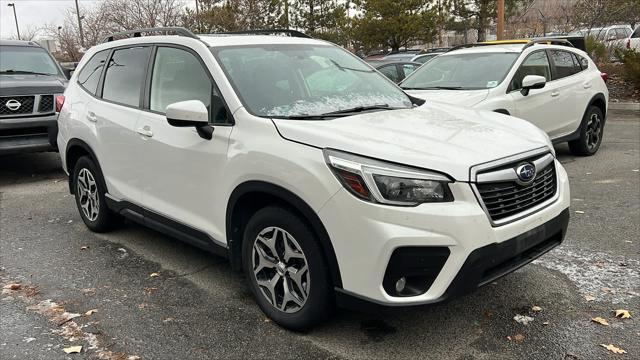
[1,110,638,360]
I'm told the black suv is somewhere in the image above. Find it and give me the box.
[0,40,68,155]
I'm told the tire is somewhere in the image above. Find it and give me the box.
[242,206,332,330]
[72,156,119,232]
[569,105,605,156]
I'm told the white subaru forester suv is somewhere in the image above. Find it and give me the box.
[57,28,571,330]
[401,40,609,156]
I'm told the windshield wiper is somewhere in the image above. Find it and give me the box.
[0,69,52,76]
[271,105,401,120]
[401,86,463,90]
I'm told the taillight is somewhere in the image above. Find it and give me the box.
[627,39,631,49]
[55,95,65,113]
[600,72,608,83]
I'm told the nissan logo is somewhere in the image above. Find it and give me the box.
[516,163,536,185]
[5,99,22,111]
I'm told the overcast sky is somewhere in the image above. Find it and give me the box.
[0,0,195,39]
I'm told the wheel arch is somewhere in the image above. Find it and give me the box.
[587,93,607,120]
[226,181,343,288]
[65,139,106,194]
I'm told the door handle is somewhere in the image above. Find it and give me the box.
[583,83,592,89]
[136,126,153,138]
[551,91,560,97]
[87,111,97,122]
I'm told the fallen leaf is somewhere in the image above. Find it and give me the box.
[600,344,626,355]
[82,288,96,296]
[67,220,73,224]
[84,309,98,316]
[585,295,596,302]
[513,314,534,325]
[80,246,89,250]
[614,309,631,319]
[531,305,542,312]
[601,287,613,293]
[127,356,142,360]
[149,272,160,278]
[143,287,158,294]
[591,317,609,326]
[63,345,82,354]
[3,283,21,291]
[163,317,174,323]
[264,318,271,323]
[542,321,550,325]
[510,333,525,342]
[574,210,585,214]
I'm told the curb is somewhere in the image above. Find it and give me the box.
[608,102,640,111]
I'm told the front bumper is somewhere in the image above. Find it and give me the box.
[318,159,571,306]
[0,114,58,155]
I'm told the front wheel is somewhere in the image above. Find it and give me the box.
[242,206,332,330]
[569,105,605,156]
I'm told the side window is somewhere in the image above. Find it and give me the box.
[510,51,551,91]
[632,28,639,38]
[77,50,109,95]
[150,47,213,113]
[378,64,400,82]
[402,64,418,77]
[102,46,151,107]
[549,50,580,80]
[575,54,589,70]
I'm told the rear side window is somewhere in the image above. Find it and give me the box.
[575,54,589,70]
[549,50,580,79]
[632,28,639,38]
[77,50,109,95]
[102,46,151,107]
[150,47,212,114]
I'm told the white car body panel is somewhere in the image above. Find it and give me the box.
[57,33,571,309]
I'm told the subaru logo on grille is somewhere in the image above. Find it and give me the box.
[516,163,536,185]
[5,99,22,111]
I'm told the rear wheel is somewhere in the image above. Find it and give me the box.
[569,105,604,156]
[242,206,332,330]
[72,156,119,232]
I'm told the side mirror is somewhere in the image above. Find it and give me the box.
[166,100,213,140]
[521,75,546,96]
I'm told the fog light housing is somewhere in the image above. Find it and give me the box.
[383,247,450,297]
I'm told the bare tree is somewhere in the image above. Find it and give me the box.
[100,0,185,31]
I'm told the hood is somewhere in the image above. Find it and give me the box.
[273,103,551,181]
[405,89,489,107]
[0,74,67,96]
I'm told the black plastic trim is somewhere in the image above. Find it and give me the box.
[105,197,228,258]
[335,208,570,312]
[226,181,343,288]
[64,139,105,193]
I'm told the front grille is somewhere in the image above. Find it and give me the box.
[476,155,557,222]
[38,95,54,113]
[0,96,35,115]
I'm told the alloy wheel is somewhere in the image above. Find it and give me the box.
[586,112,602,151]
[76,168,99,221]
[252,226,310,313]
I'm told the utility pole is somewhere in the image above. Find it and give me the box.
[74,0,85,48]
[7,3,20,40]
[497,0,505,40]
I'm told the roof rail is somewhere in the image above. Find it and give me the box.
[220,29,312,39]
[523,38,574,50]
[102,27,198,43]
[448,38,575,53]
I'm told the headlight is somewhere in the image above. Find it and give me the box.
[324,149,453,206]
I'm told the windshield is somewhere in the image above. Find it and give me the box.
[0,45,60,76]
[212,44,412,118]
[401,52,519,90]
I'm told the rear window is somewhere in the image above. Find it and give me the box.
[77,50,109,95]
[101,46,150,107]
